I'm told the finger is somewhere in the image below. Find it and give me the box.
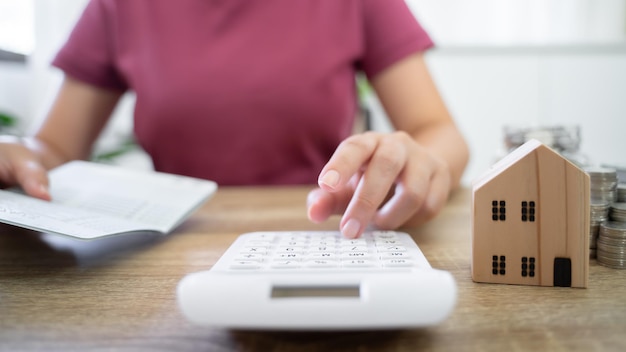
[340,137,407,238]
[412,164,451,223]
[374,154,431,229]
[374,182,425,230]
[14,160,51,201]
[307,188,335,223]
[318,132,379,192]
[306,187,352,223]
[376,159,451,228]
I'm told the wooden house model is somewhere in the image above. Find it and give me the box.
[471,139,590,288]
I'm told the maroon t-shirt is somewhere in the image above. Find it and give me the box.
[53,0,433,185]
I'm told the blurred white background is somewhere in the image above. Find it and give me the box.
[1,0,625,183]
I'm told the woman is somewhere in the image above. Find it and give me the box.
[0,0,469,238]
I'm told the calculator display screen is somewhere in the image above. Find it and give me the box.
[271,285,360,298]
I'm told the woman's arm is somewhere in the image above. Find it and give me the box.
[371,53,468,189]
[35,76,124,166]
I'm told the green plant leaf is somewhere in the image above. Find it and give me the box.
[0,112,17,127]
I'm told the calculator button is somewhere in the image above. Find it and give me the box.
[275,253,304,260]
[244,240,273,247]
[308,246,336,253]
[305,260,340,268]
[280,233,309,242]
[309,232,337,239]
[234,253,265,261]
[276,246,305,253]
[383,259,414,267]
[229,261,262,270]
[240,247,268,254]
[338,239,367,246]
[372,231,399,240]
[308,252,337,259]
[341,252,371,259]
[374,239,402,245]
[270,261,301,269]
[277,240,305,247]
[342,259,376,268]
[248,233,276,241]
[379,252,411,259]
[377,246,407,252]
[309,240,336,247]
[340,245,369,252]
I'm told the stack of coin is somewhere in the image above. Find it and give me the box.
[596,221,626,269]
[590,202,610,258]
[585,167,618,259]
[617,183,626,202]
[585,167,618,204]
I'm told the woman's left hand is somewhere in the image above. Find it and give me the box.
[307,130,451,239]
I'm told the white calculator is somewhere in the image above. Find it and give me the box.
[177,231,457,330]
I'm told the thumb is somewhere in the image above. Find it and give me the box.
[15,160,51,201]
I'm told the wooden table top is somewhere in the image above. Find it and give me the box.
[1,186,625,351]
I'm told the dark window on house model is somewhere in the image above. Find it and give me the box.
[492,200,506,221]
[521,257,535,277]
[492,255,506,275]
[521,201,536,222]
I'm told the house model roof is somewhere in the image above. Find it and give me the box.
[472,139,579,190]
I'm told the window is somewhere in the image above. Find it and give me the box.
[0,0,34,58]
[492,200,506,221]
[521,201,536,222]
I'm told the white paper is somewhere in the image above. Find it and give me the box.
[0,161,217,239]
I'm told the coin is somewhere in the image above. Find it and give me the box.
[609,202,626,222]
[597,221,626,269]
[585,166,617,204]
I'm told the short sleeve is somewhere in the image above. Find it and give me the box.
[360,0,434,78]
[52,0,127,91]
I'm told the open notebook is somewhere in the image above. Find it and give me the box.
[0,161,217,239]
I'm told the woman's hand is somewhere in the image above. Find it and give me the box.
[0,76,124,201]
[307,130,452,238]
[0,136,51,200]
